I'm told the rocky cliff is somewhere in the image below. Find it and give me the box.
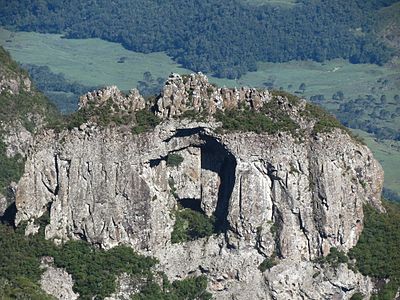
[13,73,384,299]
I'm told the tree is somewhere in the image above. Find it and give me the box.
[299,83,306,93]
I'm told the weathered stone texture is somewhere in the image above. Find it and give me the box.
[15,74,384,299]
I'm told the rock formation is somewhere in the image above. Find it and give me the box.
[13,73,384,299]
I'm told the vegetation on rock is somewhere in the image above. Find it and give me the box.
[258,257,277,272]
[349,200,400,299]
[166,153,184,167]
[171,209,215,244]
[0,219,211,299]
[314,247,348,268]
[0,140,25,193]
[0,46,60,194]
[215,105,298,135]
[131,109,161,134]
[132,275,212,300]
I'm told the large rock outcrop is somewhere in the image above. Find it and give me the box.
[15,73,384,299]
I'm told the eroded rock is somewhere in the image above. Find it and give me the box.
[14,74,384,299]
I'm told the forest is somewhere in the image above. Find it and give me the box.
[0,0,398,79]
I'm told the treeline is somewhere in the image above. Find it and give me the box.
[0,219,211,299]
[336,94,400,141]
[0,0,397,78]
[21,64,98,113]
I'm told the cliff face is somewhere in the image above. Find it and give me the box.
[0,47,59,219]
[14,73,384,299]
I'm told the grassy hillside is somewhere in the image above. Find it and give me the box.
[1,28,398,195]
[0,28,191,91]
[0,0,396,78]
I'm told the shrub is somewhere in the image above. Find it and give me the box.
[315,247,348,268]
[171,209,215,244]
[132,109,160,134]
[349,201,400,299]
[350,292,364,300]
[0,139,25,193]
[133,275,212,300]
[166,153,184,167]
[0,219,214,299]
[258,257,277,272]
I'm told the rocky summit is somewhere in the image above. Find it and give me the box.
[5,73,385,299]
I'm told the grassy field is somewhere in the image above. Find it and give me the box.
[0,28,192,91]
[0,27,399,195]
[1,27,398,103]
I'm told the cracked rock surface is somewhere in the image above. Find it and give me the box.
[14,73,384,299]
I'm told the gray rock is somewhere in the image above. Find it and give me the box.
[14,74,384,299]
[40,259,79,300]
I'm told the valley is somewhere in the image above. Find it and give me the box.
[1,27,399,195]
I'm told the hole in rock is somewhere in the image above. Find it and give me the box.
[178,198,203,213]
[200,134,236,233]
[158,129,237,240]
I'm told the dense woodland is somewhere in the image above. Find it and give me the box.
[0,0,398,78]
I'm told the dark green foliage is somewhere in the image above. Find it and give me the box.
[350,292,364,300]
[349,201,400,299]
[0,0,395,78]
[132,109,161,134]
[0,220,212,299]
[0,220,155,299]
[0,47,60,130]
[302,103,345,134]
[132,275,212,300]
[171,209,215,244]
[0,139,25,193]
[300,102,365,144]
[216,103,298,135]
[51,241,157,299]
[258,257,277,272]
[0,277,55,300]
[51,98,160,133]
[315,247,348,268]
[21,64,98,114]
[166,153,184,167]
[0,88,60,133]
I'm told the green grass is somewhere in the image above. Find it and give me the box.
[0,27,399,196]
[1,27,398,107]
[0,28,192,91]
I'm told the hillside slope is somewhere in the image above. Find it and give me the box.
[0,0,397,78]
